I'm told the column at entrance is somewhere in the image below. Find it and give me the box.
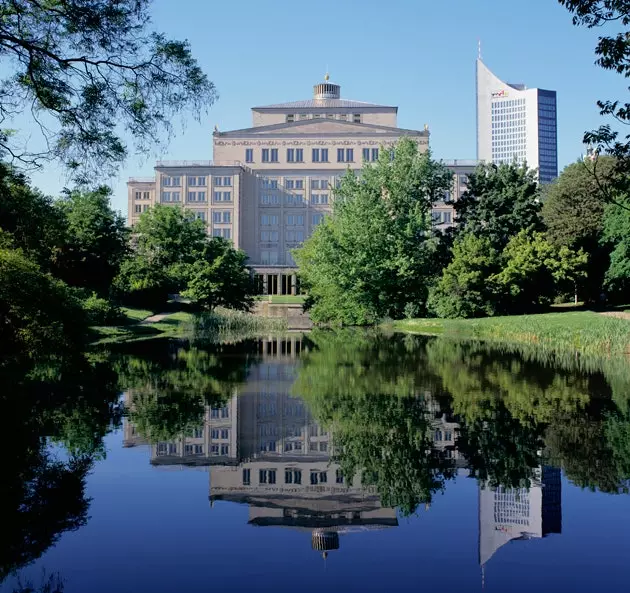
[290,274,297,296]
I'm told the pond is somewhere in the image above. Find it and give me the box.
[3,331,630,593]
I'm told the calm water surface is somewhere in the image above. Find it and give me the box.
[3,331,630,592]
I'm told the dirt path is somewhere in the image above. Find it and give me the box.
[140,313,171,324]
[599,311,630,321]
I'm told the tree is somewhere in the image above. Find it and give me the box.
[0,164,65,269]
[491,230,588,313]
[0,0,216,179]
[116,205,206,306]
[294,138,453,325]
[601,196,630,298]
[542,157,618,301]
[427,234,501,318]
[54,188,129,296]
[455,162,542,250]
[132,205,206,269]
[183,238,254,311]
[0,247,87,366]
[559,1,630,176]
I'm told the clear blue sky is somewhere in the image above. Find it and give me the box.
[29,0,627,215]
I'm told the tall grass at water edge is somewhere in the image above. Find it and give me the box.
[193,307,288,342]
[393,312,630,358]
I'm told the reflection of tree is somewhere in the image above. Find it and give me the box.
[545,408,630,494]
[0,354,121,582]
[293,330,455,515]
[116,341,255,442]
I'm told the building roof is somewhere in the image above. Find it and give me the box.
[253,98,396,110]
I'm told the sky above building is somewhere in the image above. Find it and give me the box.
[27,0,627,214]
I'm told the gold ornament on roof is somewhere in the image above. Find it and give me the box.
[324,72,330,81]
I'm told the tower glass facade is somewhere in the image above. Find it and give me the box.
[477,59,558,183]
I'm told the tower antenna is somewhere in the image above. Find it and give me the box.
[478,39,482,60]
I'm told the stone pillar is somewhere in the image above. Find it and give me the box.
[262,274,268,295]
[291,274,297,295]
[276,274,282,296]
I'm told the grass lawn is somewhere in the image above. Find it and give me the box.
[90,309,194,345]
[391,311,630,357]
[255,295,306,305]
[120,307,154,322]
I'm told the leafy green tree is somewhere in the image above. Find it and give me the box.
[427,234,501,318]
[132,205,206,269]
[0,247,87,366]
[54,188,129,296]
[0,164,65,269]
[294,139,453,325]
[116,205,206,306]
[601,197,630,298]
[455,162,542,250]
[542,157,617,301]
[183,238,254,311]
[0,0,216,178]
[559,1,630,171]
[491,230,588,313]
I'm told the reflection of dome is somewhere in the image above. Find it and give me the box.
[312,529,339,558]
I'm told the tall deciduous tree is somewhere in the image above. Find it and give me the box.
[455,162,542,250]
[294,138,453,325]
[492,230,588,313]
[54,188,129,296]
[0,163,65,269]
[559,1,630,174]
[427,234,501,319]
[0,0,216,178]
[183,238,254,312]
[601,196,630,298]
[542,157,617,301]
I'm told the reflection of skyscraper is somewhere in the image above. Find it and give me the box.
[479,466,562,567]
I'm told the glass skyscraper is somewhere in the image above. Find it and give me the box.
[476,59,558,183]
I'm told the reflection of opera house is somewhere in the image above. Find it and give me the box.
[123,337,562,560]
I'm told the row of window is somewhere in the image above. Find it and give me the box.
[134,191,151,200]
[134,204,150,214]
[245,468,345,486]
[163,176,232,187]
[261,230,305,242]
[261,214,323,226]
[285,112,361,123]
[162,191,232,203]
[210,428,230,440]
[247,147,366,164]
[260,193,329,206]
[155,443,230,456]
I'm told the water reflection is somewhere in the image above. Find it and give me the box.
[5,330,630,590]
[120,333,583,564]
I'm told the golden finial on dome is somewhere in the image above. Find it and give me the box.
[324,72,330,81]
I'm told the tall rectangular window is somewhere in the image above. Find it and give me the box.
[353,113,361,123]
[321,148,328,162]
[223,177,232,186]
[287,148,295,163]
[346,148,354,162]
[312,148,320,163]
[337,148,345,162]
[243,469,251,485]
[134,204,141,213]
[372,148,379,161]
[262,148,270,162]
[143,191,150,199]
[188,176,197,186]
[135,191,141,200]
[312,213,324,225]
[270,148,278,162]
[171,192,180,202]
[295,148,303,162]
[245,148,253,163]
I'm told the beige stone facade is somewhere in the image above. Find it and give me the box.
[127,78,475,293]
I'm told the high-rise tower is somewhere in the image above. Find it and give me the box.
[476,59,558,183]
